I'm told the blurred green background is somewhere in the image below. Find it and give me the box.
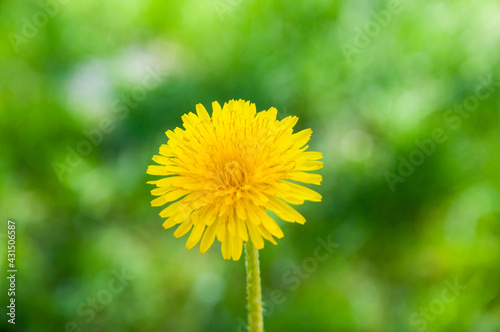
[1,0,500,331]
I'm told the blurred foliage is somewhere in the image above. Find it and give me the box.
[1,0,500,331]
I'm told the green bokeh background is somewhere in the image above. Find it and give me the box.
[1,0,500,331]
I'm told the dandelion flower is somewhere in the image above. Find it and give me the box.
[147,99,323,260]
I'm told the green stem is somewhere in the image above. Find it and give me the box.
[245,240,263,332]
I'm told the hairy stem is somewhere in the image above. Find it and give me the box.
[245,240,263,332]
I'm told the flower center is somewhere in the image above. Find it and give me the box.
[222,160,245,187]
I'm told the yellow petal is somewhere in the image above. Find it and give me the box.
[159,144,172,156]
[146,165,171,175]
[152,155,174,165]
[302,151,323,160]
[278,195,304,205]
[258,211,284,238]
[162,216,184,229]
[285,172,322,185]
[231,235,243,261]
[258,224,278,245]
[245,203,262,225]
[246,222,264,249]
[159,200,185,218]
[228,218,236,235]
[221,228,232,260]
[151,187,172,196]
[274,181,322,202]
[151,189,189,207]
[235,218,248,242]
[235,201,247,220]
[266,107,278,121]
[216,221,226,241]
[295,160,323,171]
[196,103,210,120]
[174,218,194,238]
[292,129,312,148]
[200,220,218,254]
[185,216,206,248]
[212,101,222,119]
[279,116,298,130]
[267,197,306,224]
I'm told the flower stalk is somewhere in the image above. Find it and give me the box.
[245,240,263,332]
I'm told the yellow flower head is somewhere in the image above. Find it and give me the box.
[147,99,323,260]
